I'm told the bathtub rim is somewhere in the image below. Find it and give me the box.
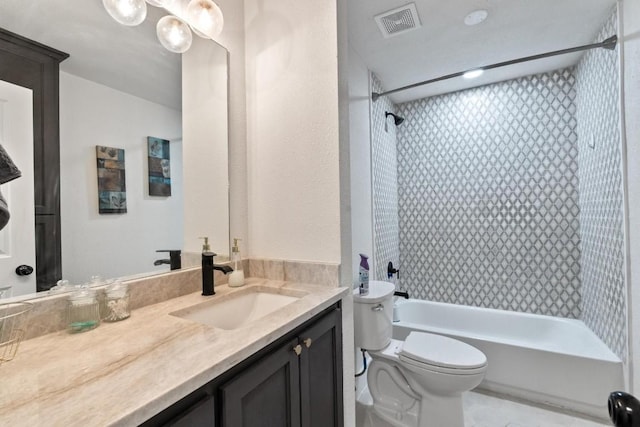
[394,298,622,363]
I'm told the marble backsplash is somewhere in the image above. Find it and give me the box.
[16,258,340,341]
[249,258,340,287]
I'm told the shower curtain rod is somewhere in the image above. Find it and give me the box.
[371,35,618,101]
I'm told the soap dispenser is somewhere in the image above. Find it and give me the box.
[228,238,245,287]
[200,237,216,296]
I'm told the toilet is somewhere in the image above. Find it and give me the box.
[354,281,487,427]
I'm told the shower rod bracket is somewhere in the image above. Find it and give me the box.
[371,35,618,102]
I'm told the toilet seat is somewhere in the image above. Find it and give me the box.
[398,332,487,375]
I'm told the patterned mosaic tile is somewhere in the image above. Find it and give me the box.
[396,68,582,317]
[575,9,626,360]
[371,74,400,282]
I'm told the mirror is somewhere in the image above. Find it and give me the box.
[0,0,230,298]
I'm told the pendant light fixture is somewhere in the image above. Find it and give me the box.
[156,15,193,53]
[102,0,147,26]
[102,0,224,53]
[185,0,224,39]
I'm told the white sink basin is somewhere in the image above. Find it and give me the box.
[171,288,305,330]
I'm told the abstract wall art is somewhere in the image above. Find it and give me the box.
[96,145,127,214]
[147,136,171,197]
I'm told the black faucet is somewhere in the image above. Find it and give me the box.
[394,291,409,299]
[214,264,234,274]
[155,250,181,270]
[202,251,233,296]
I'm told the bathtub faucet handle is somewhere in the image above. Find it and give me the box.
[387,261,400,279]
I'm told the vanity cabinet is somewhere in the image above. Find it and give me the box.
[143,303,343,427]
[222,305,343,427]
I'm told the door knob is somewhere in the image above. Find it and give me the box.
[15,265,34,276]
[303,338,312,348]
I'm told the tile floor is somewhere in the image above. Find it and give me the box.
[464,391,610,427]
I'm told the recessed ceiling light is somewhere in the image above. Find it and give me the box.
[463,69,484,79]
[464,9,488,26]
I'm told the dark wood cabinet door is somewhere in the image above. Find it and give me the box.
[221,337,301,427]
[0,28,68,291]
[299,308,343,427]
[165,395,215,427]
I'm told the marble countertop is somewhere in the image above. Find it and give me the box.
[0,278,348,426]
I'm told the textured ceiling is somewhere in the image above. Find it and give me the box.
[348,0,618,103]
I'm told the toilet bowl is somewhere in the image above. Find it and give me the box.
[354,281,487,427]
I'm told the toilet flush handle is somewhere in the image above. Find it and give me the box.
[372,304,384,312]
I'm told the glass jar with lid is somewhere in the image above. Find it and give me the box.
[68,286,100,333]
[103,280,130,322]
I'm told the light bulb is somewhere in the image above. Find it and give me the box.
[190,24,209,39]
[185,0,224,38]
[463,69,484,79]
[156,15,193,53]
[102,0,147,26]
[145,0,165,6]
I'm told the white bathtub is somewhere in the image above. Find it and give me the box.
[393,299,624,420]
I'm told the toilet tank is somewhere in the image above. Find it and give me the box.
[353,280,395,351]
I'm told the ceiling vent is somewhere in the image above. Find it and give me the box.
[375,3,422,38]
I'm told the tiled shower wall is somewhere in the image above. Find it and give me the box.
[575,10,626,359]
[395,70,583,317]
[370,9,625,359]
[370,74,400,281]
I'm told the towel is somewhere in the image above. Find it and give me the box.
[0,189,8,230]
[0,143,21,231]
[0,143,21,185]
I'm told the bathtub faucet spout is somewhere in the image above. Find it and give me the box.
[394,291,409,299]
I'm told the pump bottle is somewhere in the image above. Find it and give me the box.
[359,253,370,295]
[228,238,245,287]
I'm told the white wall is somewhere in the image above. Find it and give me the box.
[348,47,373,287]
[622,0,640,393]
[214,0,249,256]
[244,0,341,263]
[59,72,182,284]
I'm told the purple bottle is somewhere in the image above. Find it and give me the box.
[359,254,370,295]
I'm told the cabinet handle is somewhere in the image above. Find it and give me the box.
[293,344,302,356]
[303,338,312,348]
[372,304,384,312]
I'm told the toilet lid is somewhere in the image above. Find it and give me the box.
[352,280,395,303]
[399,331,487,369]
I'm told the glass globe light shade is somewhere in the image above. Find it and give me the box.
[185,0,224,38]
[102,0,147,26]
[156,15,193,53]
[145,0,165,6]
[190,24,209,39]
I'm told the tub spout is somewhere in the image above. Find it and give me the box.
[394,291,409,299]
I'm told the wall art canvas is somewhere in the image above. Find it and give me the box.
[96,145,127,214]
[147,136,171,197]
